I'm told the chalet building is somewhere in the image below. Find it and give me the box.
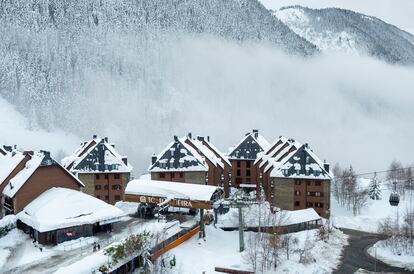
[16,187,125,245]
[228,129,270,188]
[263,140,332,218]
[62,135,133,205]
[0,150,84,215]
[253,136,301,200]
[149,134,231,195]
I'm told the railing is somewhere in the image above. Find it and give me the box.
[60,235,119,256]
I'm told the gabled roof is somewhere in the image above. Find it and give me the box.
[2,151,85,198]
[228,130,270,160]
[185,135,231,169]
[254,136,289,166]
[270,144,332,179]
[17,187,126,232]
[62,136,132,174]
[149,137,208,172]
[0,151,26,186]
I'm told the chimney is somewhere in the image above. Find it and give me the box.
[151,154,157,165]
[111,144,115,148]
[207,136,210,142]
[93,134,97,139]
[122,157,128,166]
[23,151,34,156]
[324,161,330,173]
[174,135,178,142]
[188,132,192,139]
[40,150,50,157]
[197,136,204,142]
[252,129,259,138]
[104,137,108,143]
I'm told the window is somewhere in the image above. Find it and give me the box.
[246,170,251,177]
[114,173,120,179]
[105,195,109,201]
[315,192,323,197]
[104,185,109,190]
[179,172,184,178]
[246,161,250,168]
[294,201,300,206]
[114,195,121,201]
[307,202,313,207]
[104,174,109,179]
[295,180,301,185]
[315,181,321,186]
[237,170,241,176]
[112,184,122,190]
[295,191,301,196]
[315,202,324,208]
[237,161,241,168]
[306,181,311,186]
[159,173,165,178]
[171,173,175,178]
[95,174,100,180]
[95,185,102,190]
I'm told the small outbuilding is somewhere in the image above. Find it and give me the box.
[16,187,126,245]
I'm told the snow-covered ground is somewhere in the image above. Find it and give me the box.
[331,188,414,233]
[368,240,414,271]
[165,226,348,274]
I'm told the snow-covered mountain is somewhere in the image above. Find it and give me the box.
[275,6,414,64]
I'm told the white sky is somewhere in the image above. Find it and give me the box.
[260,0,414,33]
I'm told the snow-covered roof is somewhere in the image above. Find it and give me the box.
[125,179,221,202]
[0,151,25,186]
[201,138,231,166]
[2,151,45,198]
[62,136,133,174]
[149,137,208,172]
[270,144,332,180]
[2,151,85,198]
[185,136,227,169]
[17,187,126,232]
[228,130,270,160]
[282,208,321,226]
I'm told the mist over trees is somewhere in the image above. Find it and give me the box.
[0,1,414,173]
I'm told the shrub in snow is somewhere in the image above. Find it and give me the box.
[0,215,17,238]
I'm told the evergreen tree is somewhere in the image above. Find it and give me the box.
[368,172,382,200]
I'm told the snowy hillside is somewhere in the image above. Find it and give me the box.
[275,6,414,64]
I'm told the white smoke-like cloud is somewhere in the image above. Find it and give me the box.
[2,35,413,174]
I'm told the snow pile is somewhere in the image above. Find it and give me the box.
[17,187,126,232]
[125,179,221,201]
[368,240,414,271]
[167,226,347,274]
[115,201,139,215]
[0,228,27,270]
[274,228,348,274]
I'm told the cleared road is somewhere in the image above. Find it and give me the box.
[334,228,410,274]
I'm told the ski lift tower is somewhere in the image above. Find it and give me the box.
[221,189,259,252]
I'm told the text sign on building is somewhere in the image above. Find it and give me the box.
[125,194,212,209]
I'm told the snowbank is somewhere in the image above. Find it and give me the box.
[368,241,414,271]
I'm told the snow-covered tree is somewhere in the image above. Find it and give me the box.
[368,172,382,200]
